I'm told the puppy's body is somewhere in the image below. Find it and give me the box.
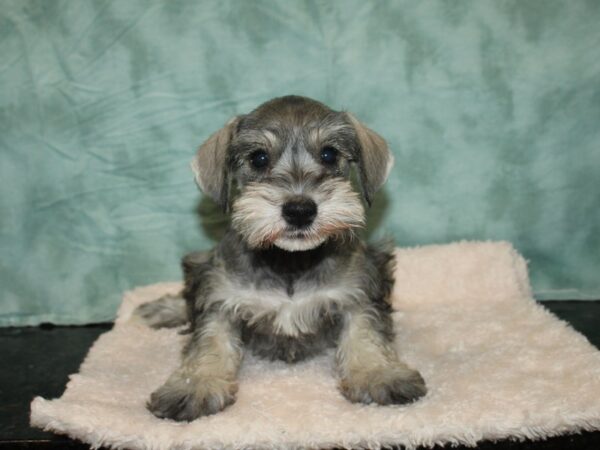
[182,230,394,363]
[135,96,426,421]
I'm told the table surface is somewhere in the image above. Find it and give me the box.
[1,301,599,450]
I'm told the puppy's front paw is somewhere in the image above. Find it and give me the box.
[147,373,237,421]
[340,366,427,406]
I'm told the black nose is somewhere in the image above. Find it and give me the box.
[282,197,317,227]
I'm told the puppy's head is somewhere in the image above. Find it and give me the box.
[192,95,393,252]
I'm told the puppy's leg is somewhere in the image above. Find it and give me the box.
[133,250,212,329]
[147,313,243,421]
[336,309,426,405]
[132,294,188,329]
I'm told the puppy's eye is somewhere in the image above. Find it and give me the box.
[320,146,338,165]
[249,149,269,169]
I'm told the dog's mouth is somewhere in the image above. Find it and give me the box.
[273,229,326,252]
[283,229,311,239]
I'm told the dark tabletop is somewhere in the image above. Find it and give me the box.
[1,301,599,449]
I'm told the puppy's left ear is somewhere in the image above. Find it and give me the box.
[191,116,240,211]
[345,113,394,206]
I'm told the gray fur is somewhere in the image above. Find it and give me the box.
[132,294,188,329]
[136,96,426,421]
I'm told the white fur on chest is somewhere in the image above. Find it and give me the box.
[208,277,360,336]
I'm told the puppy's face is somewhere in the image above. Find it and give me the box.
[192,96,393,252]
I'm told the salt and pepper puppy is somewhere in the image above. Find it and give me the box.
[134,95,427,421]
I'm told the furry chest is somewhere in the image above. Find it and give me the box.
[212,280,348,337]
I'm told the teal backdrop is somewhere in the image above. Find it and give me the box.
[1,0,599,326]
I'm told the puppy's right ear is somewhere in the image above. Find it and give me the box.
[191,117,240,211]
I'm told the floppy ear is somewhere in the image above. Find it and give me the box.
[190,117,240,211]
[345,113,394,206]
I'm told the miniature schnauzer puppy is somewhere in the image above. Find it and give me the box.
[134,95,427,421]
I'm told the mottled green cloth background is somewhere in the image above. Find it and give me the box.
[1,1,599,326]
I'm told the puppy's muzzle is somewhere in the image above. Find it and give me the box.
[282,197,317,228]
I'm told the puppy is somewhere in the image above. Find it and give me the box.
[134,95,427,421]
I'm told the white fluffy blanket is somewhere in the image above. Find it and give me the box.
[30,242,600,449]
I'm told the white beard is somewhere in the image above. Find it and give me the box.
[273,235,327,252]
